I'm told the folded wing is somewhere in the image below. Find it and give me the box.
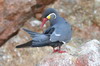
[16,28,55,48]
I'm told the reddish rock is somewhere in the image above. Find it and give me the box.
[0,0,36,46]
[75,55,88,66]
[0,0,57,46]
[38,53,75,66]
[76,39,100,66]
[38,39,100,66]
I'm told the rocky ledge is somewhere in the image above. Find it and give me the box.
[38,39,100,66]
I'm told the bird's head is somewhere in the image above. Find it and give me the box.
[40,8,58,28]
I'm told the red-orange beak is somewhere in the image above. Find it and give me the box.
[40,18,48,28]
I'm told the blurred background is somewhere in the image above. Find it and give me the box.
[0,0,100,66]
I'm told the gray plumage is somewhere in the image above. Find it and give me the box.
[16,8,72,50]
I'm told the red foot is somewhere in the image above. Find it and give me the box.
[58,51,66,53]
[53,49,59,53]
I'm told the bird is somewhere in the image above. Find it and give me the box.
[16,8,72,53]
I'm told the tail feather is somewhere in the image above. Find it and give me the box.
[23,28,39,37]
[32,41,51,47]
[16,40,32,48]
[16,40,51,48]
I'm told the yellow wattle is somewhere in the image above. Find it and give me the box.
[47,16,51,19]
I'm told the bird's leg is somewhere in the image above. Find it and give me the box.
[53,47,59,53]
[58,46,66,53]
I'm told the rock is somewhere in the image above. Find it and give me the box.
[38,54,75,66]
[93,0,100,26]
[47,0,94,25]
[0,0,57,46]
[38,39,100,66]
[0,17,52,66]
[0,0,55,46]
[0,0,36,46]
[76,39,100,66]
